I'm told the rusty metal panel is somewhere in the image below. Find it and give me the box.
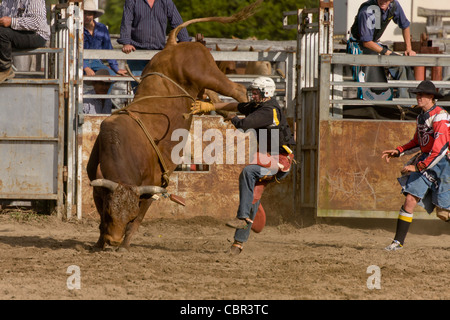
[0,85,58,137]
[0,141,58,197]
[0,85,60,198]
[318,120,432,219]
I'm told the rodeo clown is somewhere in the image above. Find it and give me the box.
[382,80,450,251]
[191,76,295,255]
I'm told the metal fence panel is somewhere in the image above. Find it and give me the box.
[0,85,60,198]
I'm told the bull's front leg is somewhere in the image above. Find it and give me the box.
[118,198,153,251]
[92,189,107,250]
[95,227,107,250]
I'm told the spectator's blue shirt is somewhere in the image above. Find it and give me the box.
[118,0,190,50]
[358,0,410,42]
[84,21,119,73]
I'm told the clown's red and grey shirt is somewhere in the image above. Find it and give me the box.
[396,105,450,171]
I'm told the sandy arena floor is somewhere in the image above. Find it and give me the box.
[0,211,449,301]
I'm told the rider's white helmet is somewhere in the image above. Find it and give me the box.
[249,76,276,98]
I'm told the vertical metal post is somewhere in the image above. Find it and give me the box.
[76,3,84,220]
[65,3,75,219]
[285,51,296,118]
[319,55,332,121]
[294,0,334,223]
[56,48,66,219]
[50,1,83,220]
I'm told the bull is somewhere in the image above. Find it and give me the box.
[86,1,263,250]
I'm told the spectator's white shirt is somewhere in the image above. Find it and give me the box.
[83,88,112,114]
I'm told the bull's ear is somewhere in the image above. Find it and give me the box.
[90,179,119,192]
[136,185,166,196]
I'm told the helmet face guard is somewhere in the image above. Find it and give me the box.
[247,88,264,101]
[248,77,276,101]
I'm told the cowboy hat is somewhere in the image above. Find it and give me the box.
[408,80,444,99]
[84,0,104,19]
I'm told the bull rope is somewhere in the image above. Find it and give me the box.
[115,68,195,116]
[112,71,196,188]
[122,66,196,105]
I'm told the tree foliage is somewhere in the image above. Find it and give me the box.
[100,0,319,40]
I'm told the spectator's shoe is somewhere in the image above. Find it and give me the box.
[384,240,403,251]
[0,67,15,84]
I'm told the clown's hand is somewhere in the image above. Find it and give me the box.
[191,100,215,114]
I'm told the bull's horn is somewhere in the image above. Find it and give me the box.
[90,179,119,191]
[136,185,167,196]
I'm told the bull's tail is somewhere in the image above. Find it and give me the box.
[86,136,100,181]
[166,0,263,47]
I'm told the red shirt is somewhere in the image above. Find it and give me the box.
[397,105,450,171]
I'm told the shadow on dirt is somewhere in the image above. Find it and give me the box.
[316,217,450,236]
[0,235,88,250]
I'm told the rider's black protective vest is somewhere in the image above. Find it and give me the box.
[350,0,397,42]
[234,99,295,154]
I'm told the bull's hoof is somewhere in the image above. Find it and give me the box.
[117,246,130,252]
[93,243,105,250]
[91,245,104,252]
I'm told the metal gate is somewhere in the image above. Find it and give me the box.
[0,48,65,216]
[284,0,334,222]
[0,1,81,219]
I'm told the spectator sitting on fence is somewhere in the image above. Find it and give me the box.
[0,0,50,83]
[83,69,113,114]
[83,0,126,76]
[348,0,416,99]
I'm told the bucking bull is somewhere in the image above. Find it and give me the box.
[86,0,263,250]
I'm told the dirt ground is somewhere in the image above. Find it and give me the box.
[0,210,449,301]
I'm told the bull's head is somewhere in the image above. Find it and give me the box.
[91,179,166,247]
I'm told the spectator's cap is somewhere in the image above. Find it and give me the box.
[84,0,105,19]
[409,80,444,99]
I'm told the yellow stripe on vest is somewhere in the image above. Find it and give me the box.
[282,145,292,154]
[273,108,279,126]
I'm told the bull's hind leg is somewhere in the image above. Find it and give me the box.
[118,198,153,251]
[200,68,248,103]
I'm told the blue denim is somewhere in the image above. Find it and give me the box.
[83,60,115,95]
[398,156,450,213]
[234,199,261,243]
[84,59,116,75]
[127,59,148,92]
[234,165,290,243]
[360,44,412,99]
